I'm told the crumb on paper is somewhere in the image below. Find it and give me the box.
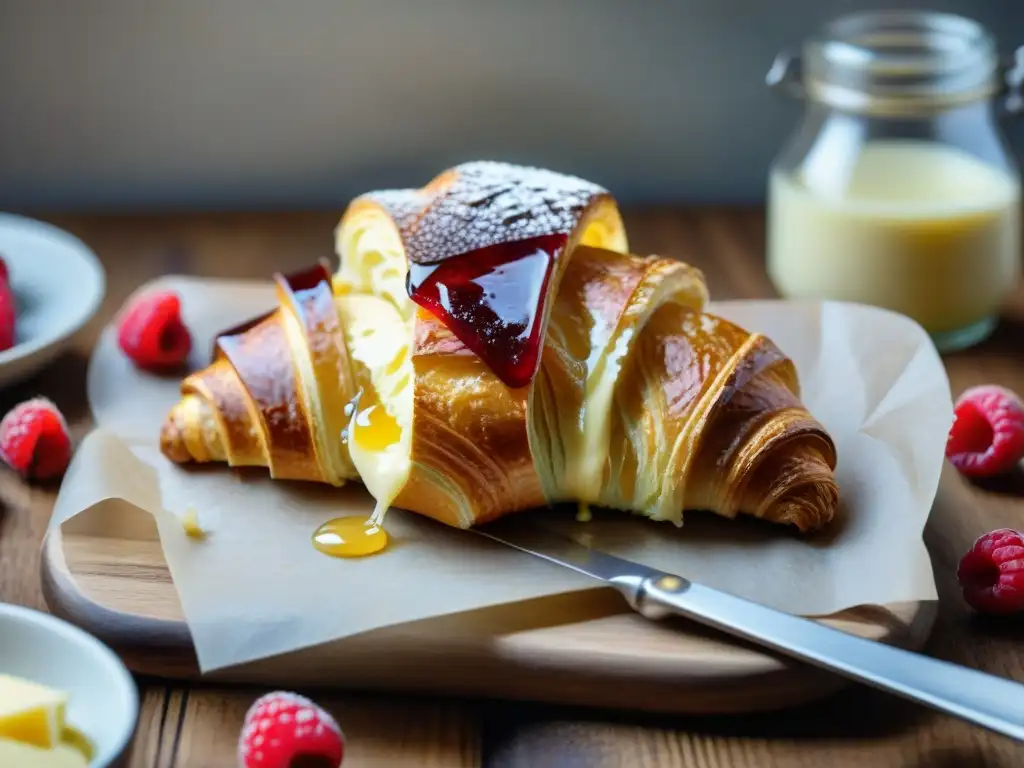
[181,506,207,540]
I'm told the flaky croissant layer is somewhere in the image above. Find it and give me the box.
[161,161,839,533]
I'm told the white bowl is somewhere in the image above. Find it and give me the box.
[0,214,106,388]
[0,603,138,767]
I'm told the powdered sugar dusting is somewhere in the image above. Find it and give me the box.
[362,161,608,265]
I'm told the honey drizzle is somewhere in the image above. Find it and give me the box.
[312,515,388,558]
[315,387,404,558]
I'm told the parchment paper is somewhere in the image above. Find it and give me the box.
[51,275,951,673]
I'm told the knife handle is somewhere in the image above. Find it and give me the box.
[617,574,1024,741]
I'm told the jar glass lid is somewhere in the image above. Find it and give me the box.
[803,11,999,115]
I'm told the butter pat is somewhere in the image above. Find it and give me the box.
[0,674,68,749]
[0,738,88,767]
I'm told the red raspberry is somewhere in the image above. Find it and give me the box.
[946,385,1024,478]
[238,691,345,768]
[117,290,192,371]
[0,256,17,351]
[0,397,72,481]
[958,529,1024,615]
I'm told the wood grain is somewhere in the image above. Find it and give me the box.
[0,208,1018,766]
[156,688,479,768]
[41,517,935,715]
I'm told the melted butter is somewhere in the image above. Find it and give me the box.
[390,373,411,398]
[575,327,634,491]
[331,276,354,295]
[348,389,409,527]
[333,292,415,536]
[556,258,709,518]
[386,345,409,375]
[559,304,634,504]
[353,395,402,452]
[313,515,389,558]
[334,220,415,319]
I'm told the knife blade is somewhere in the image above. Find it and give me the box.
[475,517,1024,742]
[475,517,665,588]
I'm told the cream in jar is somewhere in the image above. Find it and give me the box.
[769,139,1021,338]
[766,11,1024,351]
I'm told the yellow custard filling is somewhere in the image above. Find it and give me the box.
[334,293,415,524]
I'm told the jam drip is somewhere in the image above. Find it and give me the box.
[407,233,568,388]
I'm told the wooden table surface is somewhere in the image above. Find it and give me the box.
[3,208,1024,767]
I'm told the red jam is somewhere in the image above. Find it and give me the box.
[407,234,568,389]
[213,261,331,352]
[280,260,332,293]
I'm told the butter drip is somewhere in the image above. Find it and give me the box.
[332,293,414,549]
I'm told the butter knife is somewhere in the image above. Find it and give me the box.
[475,519,1024,742]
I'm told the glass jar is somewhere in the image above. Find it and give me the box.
[766,10,1024,352]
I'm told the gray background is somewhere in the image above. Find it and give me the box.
[1,0,1022,212]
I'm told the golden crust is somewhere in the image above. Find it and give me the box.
[159,269,357,485]
[159,402,194,464]
[394,311,544,528]
[181,358,258,465]
[273,269,357,483]
[159,161,840,534]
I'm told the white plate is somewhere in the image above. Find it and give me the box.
[0,603,138,767]
[0,214,106,388]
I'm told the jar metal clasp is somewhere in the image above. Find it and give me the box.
[765,49,804,99]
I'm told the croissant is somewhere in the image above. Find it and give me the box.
[161,161,839,533]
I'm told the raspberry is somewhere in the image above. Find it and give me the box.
[0,255,17,351]
[946,385,1024,478]
[0,397,72,481]
[958,529,1024,615]
[116,290,192,371]
[238,691,345,768]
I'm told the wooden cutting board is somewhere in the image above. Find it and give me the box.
[41,508,937,715]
